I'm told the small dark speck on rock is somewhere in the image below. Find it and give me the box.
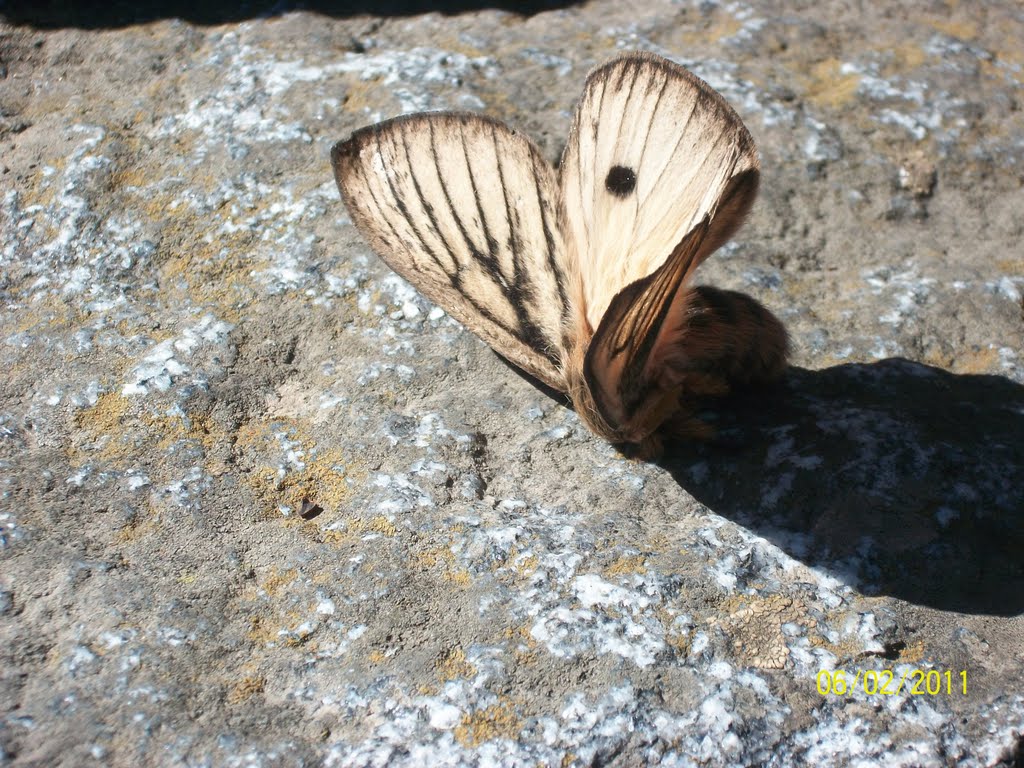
[300,499,323,520]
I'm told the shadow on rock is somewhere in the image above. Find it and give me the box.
[3,0,579,29]
[660,359,1024,617]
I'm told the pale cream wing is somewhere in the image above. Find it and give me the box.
[559,52,760,331]
[332,113,571,391]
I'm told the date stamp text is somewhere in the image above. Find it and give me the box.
[817,669,967,696]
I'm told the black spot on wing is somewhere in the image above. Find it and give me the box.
[605,165,637,197]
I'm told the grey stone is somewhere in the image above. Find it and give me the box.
[1,1,1023,766]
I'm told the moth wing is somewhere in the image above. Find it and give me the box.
[582,216,711,434]
[560,52,760,331]
[332,113,571,391]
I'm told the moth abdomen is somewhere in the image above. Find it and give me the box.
[678,285,789,387]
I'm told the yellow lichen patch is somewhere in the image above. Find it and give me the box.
[513,551,536,571]
[928,18,978,40]
[114,512,161,544]
[70,392,141,466]
[247,607,316,649]
[227,676,266,704]
[234,418,302,453]
[710,595,813,670]
[431,36,488,60]
[107,163,154,193]
[367,649,388,665]
[672,9,744,47]
[266,457,340,514]
[898,639,926,663]
[9,294,86,334]
[71,392,229,477]
[505,624,534,645]
[275,448,353,514]
[7,157,60,218]
[604,554,647,578]
[151,409,222,454]
[319,529,347,547]
[75,391,133,439]
[656,607,692,657]
[156,230,262,323]
[412,544,471,586]
[508,553,539,579]
[995,258,1024,276]
[802,58,861,109]
[718,594,751,615]
[644,533,672,552]
[260,567,298,597]
[412,544,455,570]
[665,631,692,657]
[435,645,476,681]
[950,346,1000,375]
[362,516,398,537]
[506,624,539,666]
[704,14,744,43]
[878,44,927,75]
[321,515,398,547]
[236,419,366,518]
[342,76,390,114]
[988,26,1024,83]
[807,631,865,659]
[280,620,317,648]
[247,615,278,645]
[454,701,522,748]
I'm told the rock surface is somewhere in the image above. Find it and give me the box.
[2,1,1023,765]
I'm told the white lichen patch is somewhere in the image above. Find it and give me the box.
[154,465,212,509]
[154,35,498,153]
[122,315,233,396]
[838,57,969,141]
[862,262,937,328]
[0,126,156,320]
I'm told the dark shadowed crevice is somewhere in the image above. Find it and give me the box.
[1,0,581,29]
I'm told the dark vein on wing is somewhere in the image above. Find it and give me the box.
[492,130,560,364]
[528,156,566,365]
[636,71,670,211]
[462,121,499,271]
[355,141,412,272]
[612,60,640,175]
[429,120,497,277]
[590,75,610,243]
[380,126,448,275]
[613,251,686,407]
[644,91,701,205]
[492,124,520,265]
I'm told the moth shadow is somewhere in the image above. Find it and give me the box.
[659,359,1024,617]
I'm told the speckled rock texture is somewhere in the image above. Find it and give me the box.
[2,1,1023,765]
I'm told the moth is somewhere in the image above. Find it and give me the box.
[332,52,788,458]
